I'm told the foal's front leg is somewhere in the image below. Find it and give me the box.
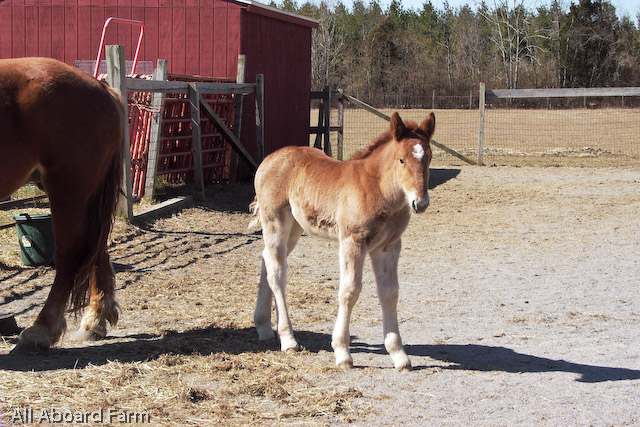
[332,236,366,369]
[370,240,411,371]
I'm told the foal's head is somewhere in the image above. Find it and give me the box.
[390,112,435,214]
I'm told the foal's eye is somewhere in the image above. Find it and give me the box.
[399,158,405,166]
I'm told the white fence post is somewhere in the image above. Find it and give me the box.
[106,44,134,219]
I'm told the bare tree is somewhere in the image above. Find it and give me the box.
[311,2,345,90]
[481,0,545,89]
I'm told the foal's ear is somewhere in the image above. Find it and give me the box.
[390,112,406,140]
[419,112,436,141]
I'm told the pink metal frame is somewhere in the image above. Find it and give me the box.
[93,17,146,78]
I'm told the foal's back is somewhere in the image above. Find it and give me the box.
[254,146,381,240]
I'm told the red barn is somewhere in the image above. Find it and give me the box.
[0,0,318,172]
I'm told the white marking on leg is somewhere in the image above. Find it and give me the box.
[332,236,366,368]
[370,241,412,371]
[260,216,300,352]
[254,259,275,341]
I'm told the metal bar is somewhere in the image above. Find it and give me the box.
[94,18,145,78]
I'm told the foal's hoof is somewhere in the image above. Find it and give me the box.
[284,345,301,354]
[395,360,412,372]
[337,360,354,370]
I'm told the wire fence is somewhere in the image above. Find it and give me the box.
[312,91,640,166]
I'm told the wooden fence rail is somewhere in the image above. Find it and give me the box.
[105,45,264,218]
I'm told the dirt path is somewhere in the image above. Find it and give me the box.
[1,165,639,425]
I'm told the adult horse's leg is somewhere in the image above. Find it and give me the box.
[10,203,87,354]
[72,249,119,341]
[254,221,303,342]
[332,235,366,369]
[256,211,301,352]
[370,240,411,371]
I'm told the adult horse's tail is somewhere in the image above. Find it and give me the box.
[69,84,124,314]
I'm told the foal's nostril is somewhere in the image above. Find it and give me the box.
[412,198,429,213]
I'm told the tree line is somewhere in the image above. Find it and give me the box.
[274,0,640,106]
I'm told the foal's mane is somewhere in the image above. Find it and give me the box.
[349,120,422,161]
[348,131,393,160]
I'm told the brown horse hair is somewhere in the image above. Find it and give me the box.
[69,86,124,313]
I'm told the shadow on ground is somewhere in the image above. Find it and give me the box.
[429,168,461,189]
[0,327,332,372]
[351,341,640,383]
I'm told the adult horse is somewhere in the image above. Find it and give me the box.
[0,57,124,354]
[250,112,435,370]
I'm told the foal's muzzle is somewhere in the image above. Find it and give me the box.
[412,196,429,213]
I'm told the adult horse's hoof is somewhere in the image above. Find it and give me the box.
[69,327,105,342]
[9,338,49,355]
[9,325,53,355]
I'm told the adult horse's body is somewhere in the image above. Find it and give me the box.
[251,112,435,370]
[0,57,124,354]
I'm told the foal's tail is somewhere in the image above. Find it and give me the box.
[69,87,124,313]
[248,198,261,229]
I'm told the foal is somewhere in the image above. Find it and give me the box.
[251,112,435,370]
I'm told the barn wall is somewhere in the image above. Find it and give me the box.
[241,8,314,158]
[0,0,243,79]
[0,0,316,179]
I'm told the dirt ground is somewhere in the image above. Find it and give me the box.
[1,164,639,425]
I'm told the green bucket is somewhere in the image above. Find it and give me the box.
[13,213,55,266]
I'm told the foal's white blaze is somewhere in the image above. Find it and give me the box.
[412,143,424,160]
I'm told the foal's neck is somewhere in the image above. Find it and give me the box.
[360,140,407,210]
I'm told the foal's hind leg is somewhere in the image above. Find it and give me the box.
[332,235,366,369]
[370,240,411,371]
[71,250,119,341]
[255,221,303,342]
[255,213,302,352]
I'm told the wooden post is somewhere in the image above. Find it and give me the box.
[106,44,133,219]
[229,54,246,183]
[324,87,332,156]
[478,82,486,166]
[188,83,206,200]
[255,74,265,162]
[143,59,168,201]
[337,89,344,161]
[432,89,435,110]
[313,105,324,149]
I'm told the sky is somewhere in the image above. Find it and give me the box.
[331,0,640,19]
